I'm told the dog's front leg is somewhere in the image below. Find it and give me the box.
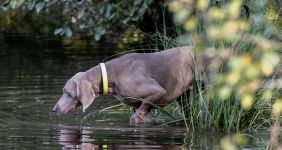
[130,84,166,125]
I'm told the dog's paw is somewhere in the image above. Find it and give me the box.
[130,110,146,125]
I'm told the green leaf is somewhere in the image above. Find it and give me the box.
[129,7,137,17]
[131,15,140,21]
[134,0,142,5]
[35,2,45,13]
[95,34,101,41]
[77,7,85,19]
[95,27,105,35]
[98,5,105,14]
[77,0,84,5]
[71,16,77,23]
[93,26,106,40]
[174,9,191,24]
[138,2,148,16]
[109,13,116,20]
[263,52,280,66]
[27,0,35,10]
[79,24,87,29]
[2,0,10,11]
[123,17,130,24]
[105,3,113,18]
[45,0,58,7]
[66,27,73,37]
[10,0,17,9]
[54,28,64,35]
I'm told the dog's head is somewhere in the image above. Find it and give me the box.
[53,72,95,116]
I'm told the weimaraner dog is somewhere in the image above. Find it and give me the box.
[53,46,211,124]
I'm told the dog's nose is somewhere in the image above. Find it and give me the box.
[53,105,57,112]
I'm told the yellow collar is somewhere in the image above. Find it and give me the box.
[100,63,108,95]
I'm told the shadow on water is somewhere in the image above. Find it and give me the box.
[0,34,272,149]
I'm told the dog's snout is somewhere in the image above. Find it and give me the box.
[53,105,57,112]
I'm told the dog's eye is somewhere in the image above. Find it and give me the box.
[63,88,72,97]
[66,92,72,97]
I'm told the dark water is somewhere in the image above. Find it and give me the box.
[0,35,271,149]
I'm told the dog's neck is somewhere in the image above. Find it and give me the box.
[84,63,115,96]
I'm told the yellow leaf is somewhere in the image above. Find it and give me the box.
[241,54,252,66]
[226,70,241,85]
[263,52,280,66]
[174,9,191,24]
[266,7,278,21]
[228,0,242,19]
[222,21,239,40]
[259,40,272,51]
[272,99,282,117]
[238,86,247,96]
[229,57,242,69]
[233,133,248,146]
[262,90,273,101]
[102,144,108,149]
[241,94,253,109]
[260,60,273,76]
[208,7,225,20]
[197,0,209,11]
[245,65,259,79]
[208,26,222,39]
[169,1,183,12]
[219,86,232,100]
[246,80,260,93]
[184,17,198,31]
[238,20,249,31]
[221,137,237,150]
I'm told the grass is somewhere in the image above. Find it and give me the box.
[139,4,280,132]
[148,58,275,131]
[148,71,274,131]
[148,33,277,131]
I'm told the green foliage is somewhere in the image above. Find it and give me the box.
[1,0,153,40]
[149,0,281,131]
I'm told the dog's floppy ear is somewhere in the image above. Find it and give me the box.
[75,79,95,112]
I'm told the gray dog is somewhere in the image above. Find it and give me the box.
[53,46,211,124]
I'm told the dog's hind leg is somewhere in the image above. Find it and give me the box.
[129,79,167,125]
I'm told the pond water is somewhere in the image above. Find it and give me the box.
[0,34,272,149]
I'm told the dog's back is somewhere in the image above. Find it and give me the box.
[109,46,195,105]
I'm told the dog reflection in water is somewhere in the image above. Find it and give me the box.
[56,125,96,149]
[55,125,181,150]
